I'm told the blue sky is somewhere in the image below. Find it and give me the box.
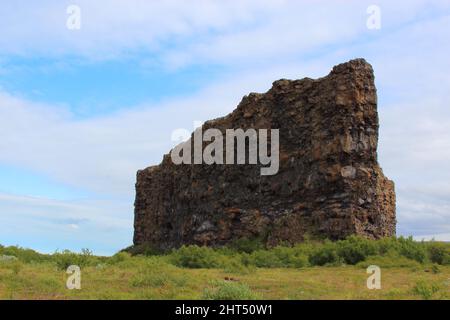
[1,0,450,255]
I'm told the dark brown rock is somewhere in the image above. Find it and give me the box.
[133,58,396,250]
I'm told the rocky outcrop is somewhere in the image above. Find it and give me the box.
[133,58,396,250]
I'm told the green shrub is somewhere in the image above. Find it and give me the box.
[53,249,99,270]
[0,259,23,275]
[169,245,223,268]
[130,258,187,288]
[289,254,309,268]
[376,237,401,255]
[228,237,265,253]
[108,252,131,264]
[412,280,441,300]
[202,281,261,300]
[271,246,309,268]
[336,236,377,265]
[0,246,49,263]
[309,241,341,266]
[372,237,433,263]
[130,268,187,288]
[426,242,450,265]
[396,237,428,263]
[431,264,441,274]
[130,259,187,288]
[222,262,255,275]
[11,261,23,275]
[356,251,420,269]
[240,246,309,268]
[246,250,283,268]
[131,272,171,287]
[53,250,80,270]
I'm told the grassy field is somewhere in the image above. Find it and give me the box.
[1,237,449,300]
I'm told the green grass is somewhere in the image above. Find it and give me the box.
[202,280,261,300]
[0,237,449,300]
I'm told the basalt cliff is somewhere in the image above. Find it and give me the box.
[133,59,396,250]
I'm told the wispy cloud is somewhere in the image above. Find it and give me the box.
[1,1,448,66]
[0,192,130,254]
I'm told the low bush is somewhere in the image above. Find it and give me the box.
[245,250,283,268]
[337,236,377,264]
[228,237,265,253]
[163,237,450,269]
[272,246,309,268]
[356,251,420,269]
[202,281,261,300]
[243,246,309,268]
[108,252,132,265]
[0,246,49,263]
[169,245,225,268]
[2,236,450,272]
[222,259,255,275]
[53,248,99,270]
[130,271,186,288]
[130,257,187,288]
[426,241,450,265]
[395,237,428,263]
[309,241,341,266]
[0,259,23,275]
[412,280,441,300]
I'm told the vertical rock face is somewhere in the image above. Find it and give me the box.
[133,59,396,250]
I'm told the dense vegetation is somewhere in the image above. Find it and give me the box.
[131,236,450,269]
[1,236,449,299]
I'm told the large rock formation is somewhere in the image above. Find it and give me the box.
[133,59,396,250]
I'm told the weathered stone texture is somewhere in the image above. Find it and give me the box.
[133,59,396,250]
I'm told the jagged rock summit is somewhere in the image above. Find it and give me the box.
[133,58,396,250]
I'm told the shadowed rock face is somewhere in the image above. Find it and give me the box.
[133,59,396,250]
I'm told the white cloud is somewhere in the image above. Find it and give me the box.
[0,0,284,60]
[0,192,131,254]
[0,70,283,197]
[1,0,449,66]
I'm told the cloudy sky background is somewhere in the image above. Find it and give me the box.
[0,0,449,255]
